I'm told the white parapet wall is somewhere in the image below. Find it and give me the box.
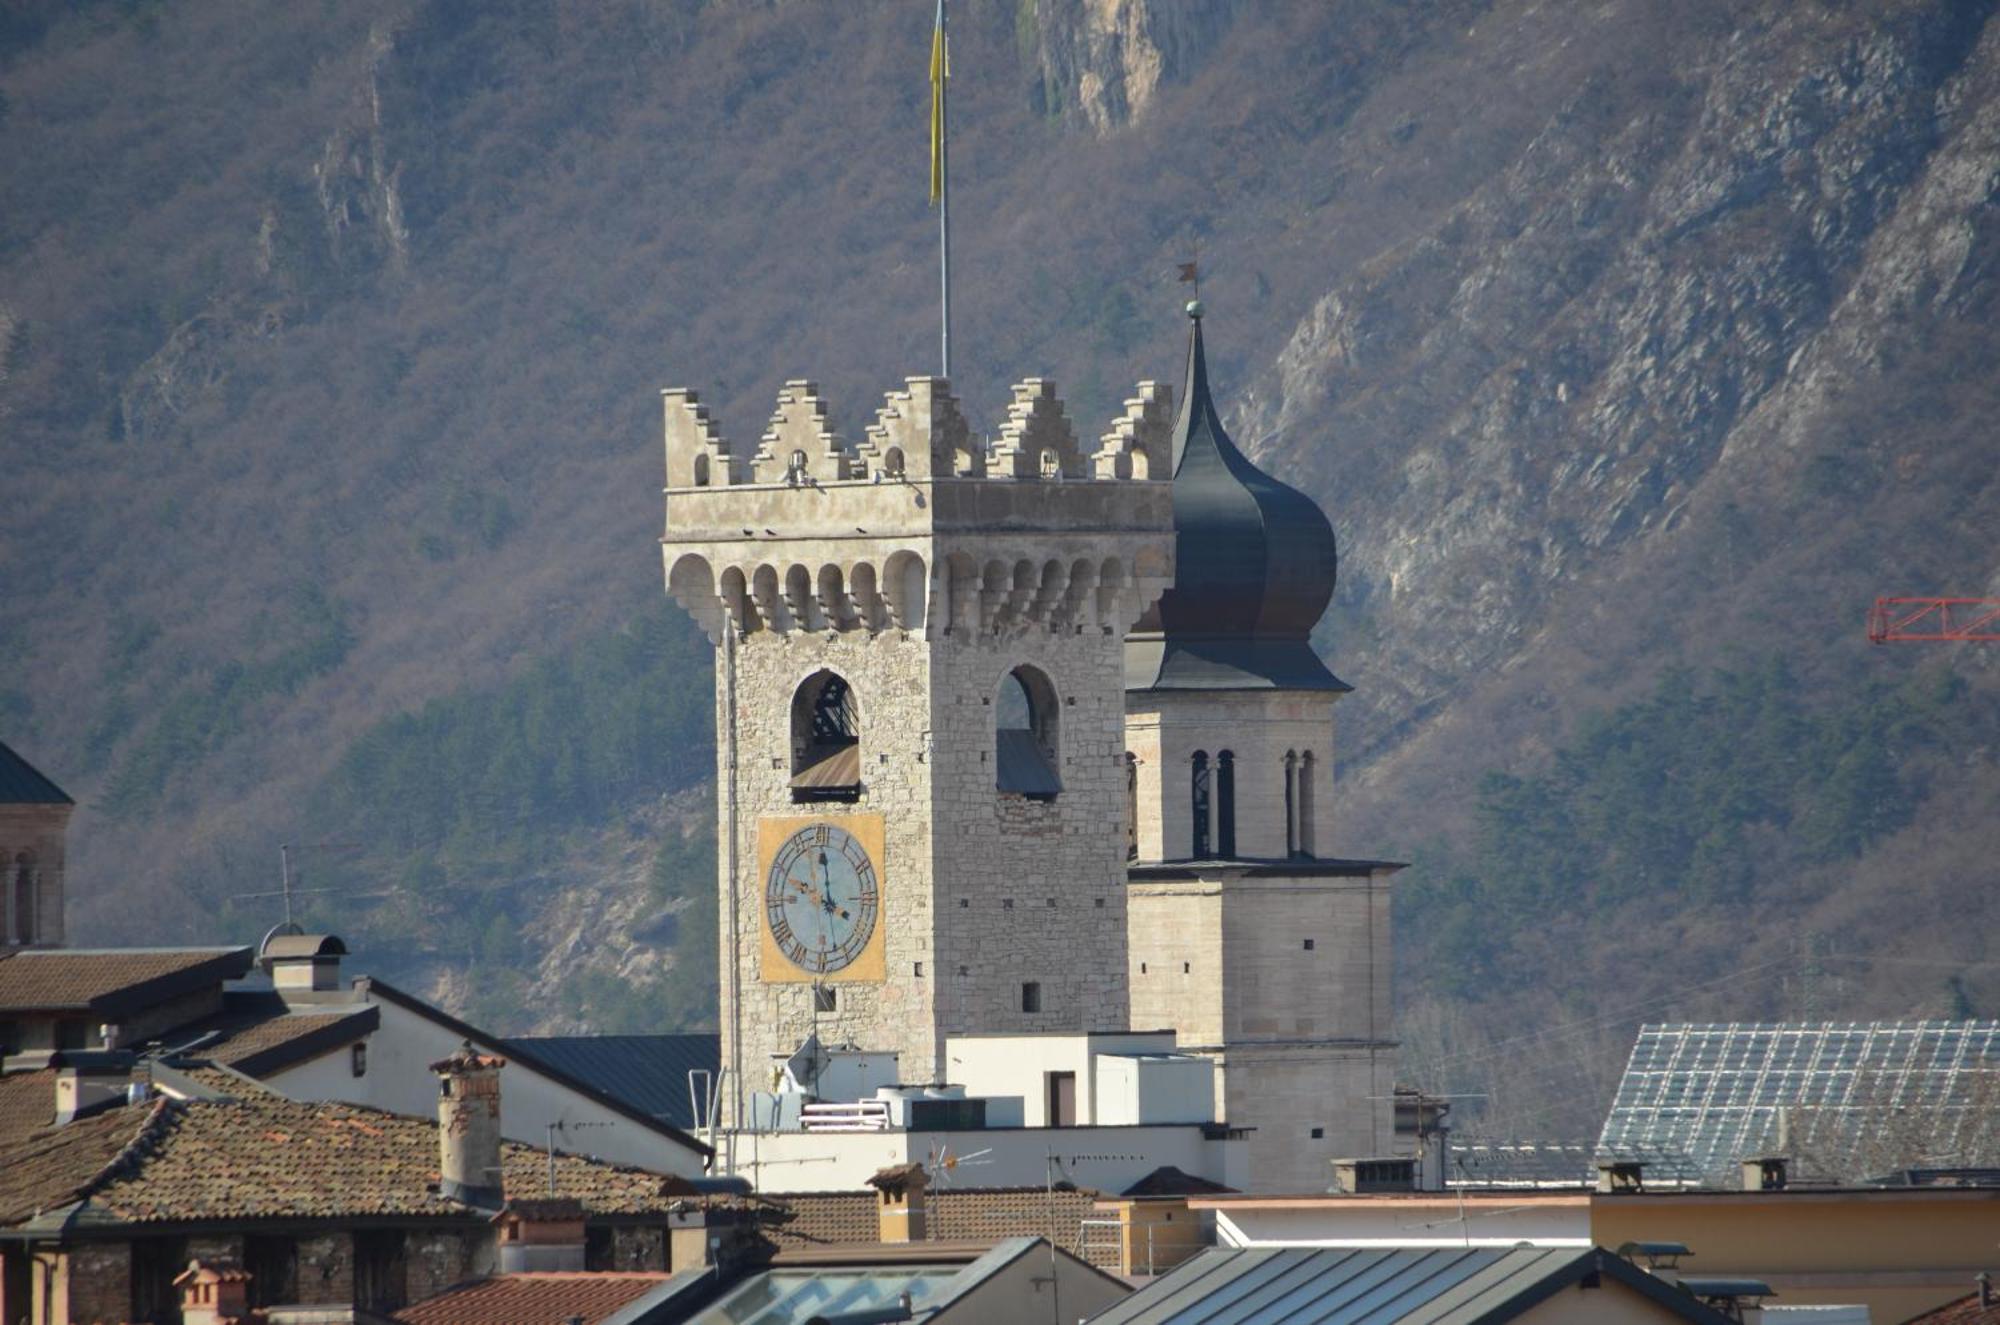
[1196,1194,1593,1249]
[727,1121,1246,1194]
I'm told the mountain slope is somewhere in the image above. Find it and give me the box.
[1,1,1994,1136]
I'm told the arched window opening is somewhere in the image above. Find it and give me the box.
[1216,751,1237,858]
[1283,751,1299,858]
[791,671,861,803]
[1299,751,1317,858]
[1190,752,1211,859]
[692,454,711,487]
[883,447,906,477]
[996,666,1061,800]
[1039,449,1059,478]
[12,854,33,945]
[1124,753,1139,862]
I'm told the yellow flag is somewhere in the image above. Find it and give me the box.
[929,0,946,204]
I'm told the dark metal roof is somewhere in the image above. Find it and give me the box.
[502,1033,721,1132]
[1127,310,1348,695]
[360,980,710,1158]
[0,740,71,805]
[1085,1246,1739,1325]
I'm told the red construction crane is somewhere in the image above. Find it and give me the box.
[1867,597,2000,643]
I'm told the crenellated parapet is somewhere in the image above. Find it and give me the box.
[1095,381,1174,480]
[752,380,849,485]
[661,388,737,489]
[660,374,1177,646]
[991,379,1086,479]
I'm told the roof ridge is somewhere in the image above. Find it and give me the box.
[74,1096,178,1204]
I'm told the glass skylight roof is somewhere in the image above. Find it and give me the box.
[1596,1021,2000,1184]
[685,1266,962,1325]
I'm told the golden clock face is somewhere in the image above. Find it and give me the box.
[756,814,887,983]
[765,822,879,974]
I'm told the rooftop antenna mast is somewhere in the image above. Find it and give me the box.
[930,0,953,379]
[231,841,391,944]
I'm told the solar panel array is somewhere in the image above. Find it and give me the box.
[1597,1021,2000,1184]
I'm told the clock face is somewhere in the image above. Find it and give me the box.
[764,822,880,975]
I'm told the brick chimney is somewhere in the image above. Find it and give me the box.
[174,1259,251,1325]
[494,1197,587,1272]
[52,1049,134,1124]
[868,1163,929,1243]
[432,1042,507,1210]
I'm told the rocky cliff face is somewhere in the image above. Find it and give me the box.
[1232,0,1999,762]
[1023,0,1239,131]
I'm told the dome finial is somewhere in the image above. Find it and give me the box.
[1185,298,1204,320]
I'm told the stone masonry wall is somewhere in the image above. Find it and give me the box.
[0,802,69,947]
[928,612,1132,1042]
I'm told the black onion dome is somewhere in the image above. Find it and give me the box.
[1127,308,1349,692]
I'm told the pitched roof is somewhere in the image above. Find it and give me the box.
[1087,1246,1738,1325]
[0,1096,157,1225]
[0,1091,689,1229]
[1121,1165,1236,1198]
[0,1068,56,1151]
[501,1033,721,1130]
[756,1186,1102,1253]
[0,947,253,1015]
[0,740,71,805]
[395,1272,672,1325]
[1904,1292,2000,1323]
[364,979,710,1160]
[155,990,378,1076]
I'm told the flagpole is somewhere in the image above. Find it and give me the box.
[937,0,952,381]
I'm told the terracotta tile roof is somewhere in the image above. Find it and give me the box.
[393,1272,671,1325]
[0,947,252,1014]
[0,1069,55,1151]
[757,1186,1102,1254]
[0,1092,686,1229]
[0,1097,162,1225]
[1906,1293,2000,1323]
[158,991,378,1075]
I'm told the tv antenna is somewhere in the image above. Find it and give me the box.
[232,841,393,943]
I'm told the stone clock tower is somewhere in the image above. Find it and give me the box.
[661,374,1175,1124]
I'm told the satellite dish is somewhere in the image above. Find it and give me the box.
[782,1033,826,1094]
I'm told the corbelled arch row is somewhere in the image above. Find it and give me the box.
[666,546,1169,644]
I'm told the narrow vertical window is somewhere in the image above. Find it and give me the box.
[1021,981,1042,1014]
[1190,752,1211,858]
[1285,753,1300,856]
[1216,751,1236,858]
[1300,751,1317,858]
[1124,753,1139,861]
[11,854,32,945]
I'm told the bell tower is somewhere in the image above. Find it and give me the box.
[1124,305,1403,1192]
[661,375,1174,1125]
